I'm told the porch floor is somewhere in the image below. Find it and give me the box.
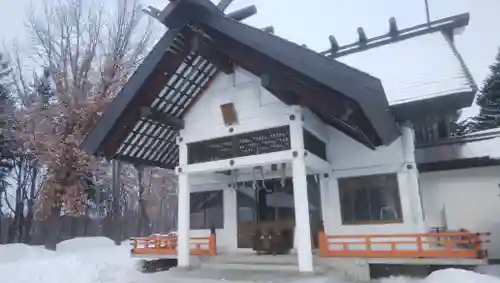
[132,250,488,267]
[201,251,488,266]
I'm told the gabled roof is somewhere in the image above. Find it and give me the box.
[332,14,475,121]
[338,32,474,105]
[81,0,400,168]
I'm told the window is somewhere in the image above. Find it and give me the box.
[303,129,327,161]
[190,190,224,229]
[338,173,402,225]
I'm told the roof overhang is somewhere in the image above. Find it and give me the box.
[390,90,476,121]
[81,0,399,168]
[416,129,500,172]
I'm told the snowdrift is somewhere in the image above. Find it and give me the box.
[381,268,500,283]
[1,237,500,283]
[0,243,56,263]
[56,236,116,253]
[0,237,142,283]
[423,268,500,283]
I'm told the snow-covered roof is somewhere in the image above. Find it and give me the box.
[337,32,475,106]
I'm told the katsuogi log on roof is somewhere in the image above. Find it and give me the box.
[82,0,399,169]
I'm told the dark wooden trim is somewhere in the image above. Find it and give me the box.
[140,107,185,129]
[321,13,470,59]
[113,153,174,169]
[418,158,500,172]
[342,220,403,226]
[81,25,190,157]
[216,0,233,11]
[225,5,257,21]
[196,34,234,74]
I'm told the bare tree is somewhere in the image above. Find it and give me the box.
[11,0,155,250]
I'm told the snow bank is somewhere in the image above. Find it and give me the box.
[0,243,56,263]
[422,268,500,283]
[0,237,144,283]
[379,268,500,283]
[56,236,116,253]
[380,276,420,283]
[2,238,500,283]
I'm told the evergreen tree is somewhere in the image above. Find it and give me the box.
[0,52,15,190]
[469,47,500,131]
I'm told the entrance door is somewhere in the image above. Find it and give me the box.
[236,183,259,248]
[236,179,296,249]
[236,176,323,250]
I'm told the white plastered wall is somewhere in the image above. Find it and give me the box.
[420,166,500,258]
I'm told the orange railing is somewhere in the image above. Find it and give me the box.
[318,231,490,259]
[131,232,217,256]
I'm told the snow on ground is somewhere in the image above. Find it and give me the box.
[423,268,500,283]
[0,237,148,283]
[0,243,56,263]
[379,268,500,283]
[56,236,116,253]
[1,237,500,283]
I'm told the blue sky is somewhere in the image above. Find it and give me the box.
[1,0,499,116]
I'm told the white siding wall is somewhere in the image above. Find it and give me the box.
[420,166,500,258]
[302,110,425,236]
[181,67,293,143]
[327,126,405,172]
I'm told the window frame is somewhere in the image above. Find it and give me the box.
[338,173,403,225]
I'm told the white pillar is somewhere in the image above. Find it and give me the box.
[177,136,190,268]
[223,187,238,251]
[290,106,314,273]
[401,122,425,233]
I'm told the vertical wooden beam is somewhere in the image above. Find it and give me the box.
[112,159,122,245]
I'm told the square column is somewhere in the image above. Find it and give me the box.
[401,122,425,233]
[177,136,190,268]
[177,173,191,267]
[223,188,238,251]
[289,107,314,273]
